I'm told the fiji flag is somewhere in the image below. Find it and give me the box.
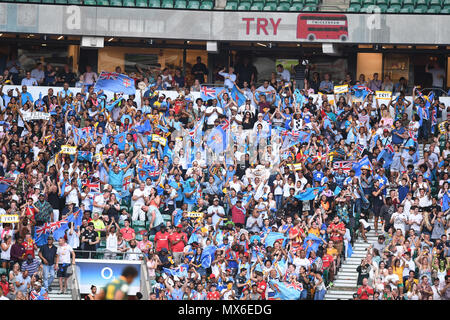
[352,155,373,176]
[294,187,325,201]
[135,119,152,134]
[137,168,149,182]
[34,223,53,246]
[269,279,301,300]
[264,232,287,248]
[77,151,93,162]
[200,86,223,102]
[163,264,189,278]
[207,125,227,153]
[94,72,136,95]
[231,85,246,106]
[114,132,127,151]
[201,245,217,268]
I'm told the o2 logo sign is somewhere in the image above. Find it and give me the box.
[100,267,116,281]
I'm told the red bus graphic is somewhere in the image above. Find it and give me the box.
[297,14,348,41]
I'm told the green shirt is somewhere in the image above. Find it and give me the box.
[102,277,130,300]
[92,219,105,238]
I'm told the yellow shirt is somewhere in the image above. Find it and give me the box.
[393,266,404,284]
[93,219,106,238]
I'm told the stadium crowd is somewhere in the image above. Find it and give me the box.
[0,57,449,301]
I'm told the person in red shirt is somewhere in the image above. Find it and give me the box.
[206,284,221,300]
[230,199,247,225]
[357,278,374,300]
[289,220,304,252]
[22,233,37,258]
[327,216,345,266]
[154,225,170,252]
[250,271,267,300]
[0,274,9,296]
[321,251,335,284]
[168,224,187,266]
[22,198,37,221]
[120,219,135,242]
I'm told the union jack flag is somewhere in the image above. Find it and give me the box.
[0,177,15,184]
[333,161,353,172]
[356,144,365,154]
[123,78,132,87]
[220,119,230,131]
[36,223,52,237]
[99,72,119,80]
[50,218,68,232]
[83,181,100,193]
[285,281,303,291]
[385,143,394,153]
[407,130,417,143]
[200,86,216,97]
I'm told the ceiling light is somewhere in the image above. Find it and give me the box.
[108,37,114,42]
[57,35,64,40]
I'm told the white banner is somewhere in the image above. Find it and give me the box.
[61,145,77,155]
[375,91,392,100]
[22,112,51,122]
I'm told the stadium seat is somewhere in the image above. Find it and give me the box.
[386,4,401,11]
[415,0,429,9]
[41,0,55,3]
[200,0,214,9]
[362,0,375,6]
[0,268,7,276]
[375,0,388,7]
[54,0,68,3]
[347,4,361,10]
[149,234,156,243]
[426,6,439,11]
[399,5,414,10]
[28,0,42,3]
[304,0,318,4]
[97,0,110,5]
[277,2,291,10]
[389,0,401,5]
[161,214,172,222]
[237,1,251,9]
[161,0,174,7]
[96,248,105,259]
[402,0,415,7]
[444,0,450,7]
[349,0,362,4]
[148,0,161,7]
[428,0,442,9]
[279,0,291,3]
[187,0,200,8]
[224,0,238,9]
[289,3,304,10]
[99,240,107,248]
[136,234,143,241]
[110,0,123,5]
[83,0,97,4]
[133,220,146,228]
[123,0,136,5]
[302,5,316,9]
[136,0,148,6]
[263,1,277,10]
[174,0,187,7]
[440,6,450,11]
[250,1,264,9]
[292,0,305,3]
[413,6,427,11]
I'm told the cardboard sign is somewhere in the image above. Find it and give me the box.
[151,134,167,146]
[375,91,392,100]
[61,145,77,155]
[333,85,348,94]
[0,215,19,223]
[289,163,302,171]
[187,212,204,218]
[22,112,51,121]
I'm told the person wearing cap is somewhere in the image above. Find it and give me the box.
[168,224,187,266]
[38,235,57,292]
[207,197,226,227]
[81,221,100,257]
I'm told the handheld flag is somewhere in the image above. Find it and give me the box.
[94,72,136,95]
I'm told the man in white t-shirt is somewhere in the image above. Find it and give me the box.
[132,182,149,222]
[92,191,110,216]
[276,64,291,82]
[426,62,445,89]
[390,205,407,235]
[55,238,75,294]
[384,266,399,290]
[293,249,311,273]
[408,206,423,235]
[207,198,226,226]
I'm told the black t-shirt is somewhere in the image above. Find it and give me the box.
[236,275,247,295]
[82,229,98,250]
[293,64,306,81]
[39,244,57,265]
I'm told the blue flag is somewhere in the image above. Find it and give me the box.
[207,126,227,153]
[77,151,93,162]
[303,234,324,258]
[201,245,217,268]
[265,232,287,248]
[163,264,189,278]
[114,132,127,151]
[231,85,246,106]
[294,187,325,201]
[135,119,152,134]
[442,192,450,212]
[105,97,124,112]
[352,155,373,177]
[200,86,224,102]
[269,279,301,300]
[377,148,393,169]
[94,72,136,95]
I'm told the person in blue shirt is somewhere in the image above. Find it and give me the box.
[102,152,139,192]
[19,86,33,106]
[391,120,408,145]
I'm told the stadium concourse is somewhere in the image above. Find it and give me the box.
[0,55,450,301]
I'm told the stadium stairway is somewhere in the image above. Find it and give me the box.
[47,277,73,300]
[324,217,377,300]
